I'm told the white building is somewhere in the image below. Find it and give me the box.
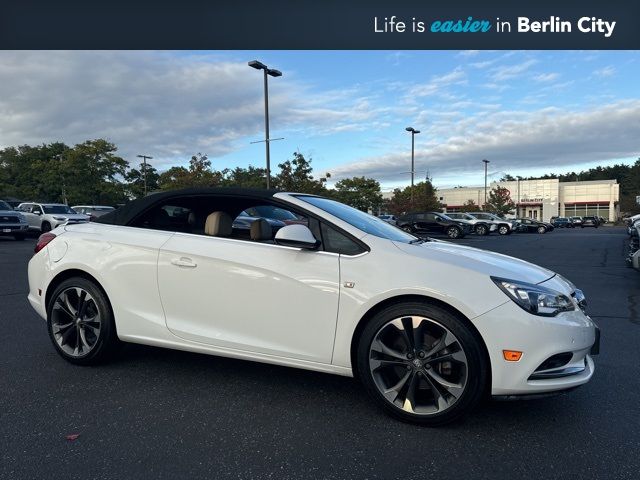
[437,178,620,222]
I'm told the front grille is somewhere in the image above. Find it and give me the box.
[0,215,19,223]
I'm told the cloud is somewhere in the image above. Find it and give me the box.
[407,67,467,98]
[594,66,616,77]
[491,59,537,81]
[329,100,640,181]
[533,72,560,82]
[0,51,386,167]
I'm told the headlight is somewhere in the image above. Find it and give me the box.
[53,216,67,221]
[491,277,575,317]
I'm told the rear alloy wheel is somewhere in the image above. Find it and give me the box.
[47,277,119,365]
[537,225,546,234]
[41,221,52,232]
[446,226,461,239]
[357,302,487,425]
[498,225,510,235]
[475,224,488,236]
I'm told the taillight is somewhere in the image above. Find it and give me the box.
[34,232,56,254]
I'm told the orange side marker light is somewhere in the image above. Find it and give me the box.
[503,350,523,362]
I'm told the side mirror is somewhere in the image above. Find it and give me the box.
[32,209,41,215]
[274,224,319,250]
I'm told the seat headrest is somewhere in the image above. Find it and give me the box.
[205,211,232,237]
[250,218,272,241]
[187,212,196,226]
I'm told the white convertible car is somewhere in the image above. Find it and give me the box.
[27,188,599,425]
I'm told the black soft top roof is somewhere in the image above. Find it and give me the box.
[96,187,279,226]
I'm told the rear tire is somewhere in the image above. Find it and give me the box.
[357,301,488,426]
[47,277,120,365]
[537,226,546,234]
[475,224,488,236]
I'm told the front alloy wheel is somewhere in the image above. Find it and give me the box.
[537,226,546,234]
[475,224,488,236]
[446,226,461,239]
[498,225,509,235]
[357,302,487,425]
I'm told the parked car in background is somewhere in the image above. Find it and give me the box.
[0,199,29,240]
[552,217,573,228]
[72,205,115,221]
[378,214,397,225]
[466,212,513,235]
[446,212,496,236]
[17,203,89,232]
[581,216,599,228]
[396,212,472,239]
[513,218,552,234]
[570,216,583,227]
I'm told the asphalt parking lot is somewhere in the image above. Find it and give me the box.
[1,227,639,479]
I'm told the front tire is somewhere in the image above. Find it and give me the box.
[475,224,488,236]
[446,226,461,239]
[41,221,52,232]
[537,226,546,234]
[498,225,509,235]
[47,277,119,365]
[357,302,487,426]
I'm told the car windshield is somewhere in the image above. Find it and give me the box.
[43,205,75,214]
[296,195,418,243]
[0,200,12,210]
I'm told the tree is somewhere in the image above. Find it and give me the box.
[385,181,441,215]
[158,153,222,190]
[274,152,329,194]
[485,185,515,216]
[462,199,481,212]
[220,166,268,189]
[499,174,516,182]
[332,176,383,212]
[125,162,160,198]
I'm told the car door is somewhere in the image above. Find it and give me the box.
[157,217,340,364]
[21,204,39,229]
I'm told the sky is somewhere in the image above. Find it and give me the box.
[0,50,638,191]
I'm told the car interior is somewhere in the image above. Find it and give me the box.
[128,194,365,255]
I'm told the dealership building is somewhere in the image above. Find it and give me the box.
[438,178,620,222]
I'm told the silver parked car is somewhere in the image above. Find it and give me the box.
[378,214,397,225]
[17,203,89,232]
[72,205,115,221]
[0,200,29,240]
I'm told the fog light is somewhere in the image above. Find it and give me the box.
[503,350,523,361]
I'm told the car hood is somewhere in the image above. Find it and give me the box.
[50,213,88,221]
[393,239,555,284]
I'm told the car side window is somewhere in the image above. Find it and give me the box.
[320,223,365,256]
[32,205,42,214]
[425,213,437,222]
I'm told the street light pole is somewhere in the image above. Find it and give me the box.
[482,159,490,209]
[249,60,282,189]
[405,127,421,208]
[55,153,68,205]
[137,154,153,196]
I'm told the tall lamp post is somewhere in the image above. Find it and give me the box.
[249,60,282,189]
[482,159,490,209]
[137,154,153,196]
[405,127,420,208]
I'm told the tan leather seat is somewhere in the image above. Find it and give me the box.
[250,218,272,241]
[204,212,232,237]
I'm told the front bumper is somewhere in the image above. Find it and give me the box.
[0,223,28,235]
[473,300,597,395]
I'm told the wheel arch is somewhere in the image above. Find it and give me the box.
[349,294,492,393]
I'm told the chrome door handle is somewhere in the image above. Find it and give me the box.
[171,257,197,268]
